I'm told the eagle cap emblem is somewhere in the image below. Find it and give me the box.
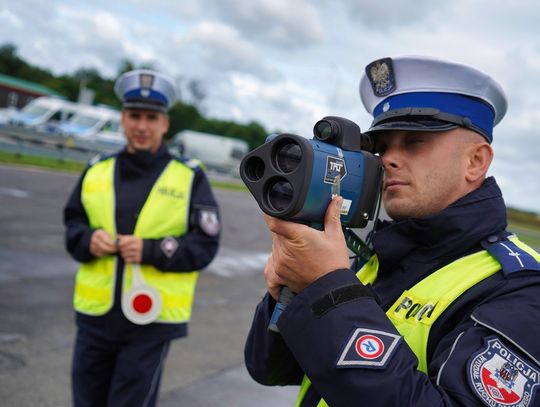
[366,57,395,97]
[139,73,155,98]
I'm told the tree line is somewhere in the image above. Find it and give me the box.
[0,43,268,150]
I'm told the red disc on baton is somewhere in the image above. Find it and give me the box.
[122,265,162,325]
[133,293,152,313]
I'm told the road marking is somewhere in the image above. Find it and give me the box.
[0,333,26,344]
[0,247,270,281]
[0,187,31,198]
[205,249,269,278]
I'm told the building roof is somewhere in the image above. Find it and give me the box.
[0,73,63,97]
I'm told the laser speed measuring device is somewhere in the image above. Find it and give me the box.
[239,116,383,228]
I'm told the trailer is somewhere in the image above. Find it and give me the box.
[169,130,249,177]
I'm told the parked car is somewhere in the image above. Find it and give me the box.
[0,106,17,125]
[9,96,78,129]
[57,105,121,139]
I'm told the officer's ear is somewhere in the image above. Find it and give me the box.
[160,112,170,133]
[464,137,493,184]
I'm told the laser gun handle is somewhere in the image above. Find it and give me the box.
[268,286,296,332]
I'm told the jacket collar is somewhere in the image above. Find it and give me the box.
[118,144,170,178]
[372,177,508,275]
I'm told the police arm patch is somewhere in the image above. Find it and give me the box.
[197,207,220,236]
[467,336,540,407]
[336,327,402,369]
[160,237,178,259]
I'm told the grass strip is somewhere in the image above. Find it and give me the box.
[0,151,248,192]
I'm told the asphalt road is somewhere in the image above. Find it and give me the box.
[0,164,298,406]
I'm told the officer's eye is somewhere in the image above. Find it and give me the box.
[374,142,387,156]
[405,135,427,146]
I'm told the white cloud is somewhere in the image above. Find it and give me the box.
[204,0,324,48]
[205,72,328,136]
[176,21,275,78]
[0,8,23,28]
[0,0,539,212]
[339,0,439,30]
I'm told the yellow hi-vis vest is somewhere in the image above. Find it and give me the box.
[73,156,199,323]
[296,237,540,407]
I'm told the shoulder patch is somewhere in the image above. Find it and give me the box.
[481,236,540,276]
[197,206,220,236]
[88,154,103,167]
[468,336,540,407]
[87,152,115,167]
[336,327,402,369]
[173,155,204,171]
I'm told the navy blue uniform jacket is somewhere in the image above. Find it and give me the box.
[244,177,540,406]
[64,145,220,340]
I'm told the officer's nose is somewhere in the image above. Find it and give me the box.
[135,117,149,132]
[381,146,400,170]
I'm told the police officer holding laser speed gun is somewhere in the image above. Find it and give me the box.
[242,55,540,406]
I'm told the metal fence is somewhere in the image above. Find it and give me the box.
[0,124,122,162]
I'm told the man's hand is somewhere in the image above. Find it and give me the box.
[117,234,144,264]
[264,196,350,294]
[90,229,118,258]
[264,253,287,301]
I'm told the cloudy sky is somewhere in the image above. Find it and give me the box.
[1,0,539,212]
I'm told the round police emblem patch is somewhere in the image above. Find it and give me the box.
[336,327,402,369]
[356,335,385,360]
[468,337,539,407]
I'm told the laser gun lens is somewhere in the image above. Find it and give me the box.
[266,179,293,212]
[275,142,302,173]
[243,156,265,182]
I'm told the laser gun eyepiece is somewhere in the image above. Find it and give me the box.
[314,116,375,153]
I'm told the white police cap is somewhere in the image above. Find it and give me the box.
[359,56,507,142]
[114,69,176,112]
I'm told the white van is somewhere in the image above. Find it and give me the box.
[169,130,249,177]
[58,105,121,139]
[9,96,78,129]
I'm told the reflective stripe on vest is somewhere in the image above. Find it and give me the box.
[74,157,198,323]
[296,237,540,406]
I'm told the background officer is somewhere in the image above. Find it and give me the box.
[244,56,540,406]
[64,69,221,407]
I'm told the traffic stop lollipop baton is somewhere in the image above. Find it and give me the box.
[121,264,162,325]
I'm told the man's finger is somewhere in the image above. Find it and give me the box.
[324,196,344,237]
[264,214,307,240]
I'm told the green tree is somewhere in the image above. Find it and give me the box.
[167,101,203,139]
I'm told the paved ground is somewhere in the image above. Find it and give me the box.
[0,164,298,406]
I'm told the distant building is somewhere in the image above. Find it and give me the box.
[0,73,63,109]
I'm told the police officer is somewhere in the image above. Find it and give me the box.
[64,69,221,407]
[244,56,540,406]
